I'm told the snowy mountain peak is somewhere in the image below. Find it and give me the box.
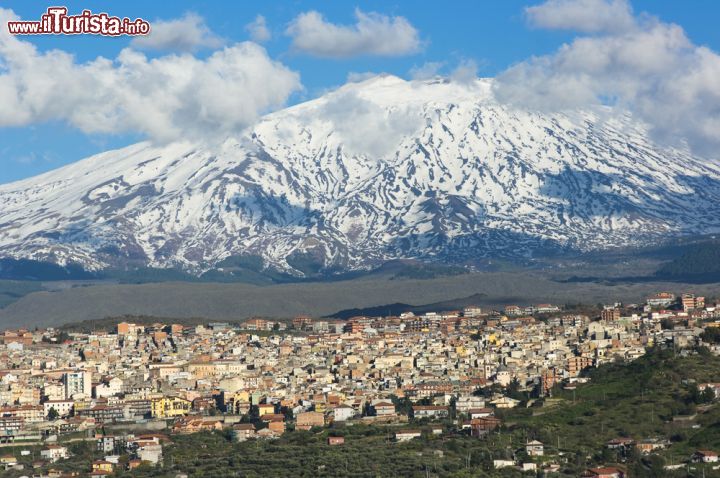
[2,76,720,275]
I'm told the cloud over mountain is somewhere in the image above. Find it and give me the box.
[286,9,422,58]
[495,0,720,158]
[0,9,301,143]
[525,0,635,33]
[130,12,222,52]
[3,75,720,275]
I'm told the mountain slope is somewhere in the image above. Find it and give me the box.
[2,75,720,275]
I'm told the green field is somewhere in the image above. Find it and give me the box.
[501,348,720,476]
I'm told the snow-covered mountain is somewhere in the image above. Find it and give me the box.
[2,75,720,275]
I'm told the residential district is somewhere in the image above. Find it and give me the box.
[0,291,718,477]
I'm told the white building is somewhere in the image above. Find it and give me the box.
[493,459,516,469]
[137,444,163,464]
[40,445,69,462]
[332,405,355,422]
[64,371,91,399]
[95,377,124,398]
[526,440,544,457]
[455,395,485,413]
[44,400,74,418]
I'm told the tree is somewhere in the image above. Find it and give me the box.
[48,406,59,421]
[688,383,703,404]
[646,454,666,477]
[449,396,457,419]
[700,386,716,404]
[701,327,720,344]
[390,395,414,416]
[506,378,524,401]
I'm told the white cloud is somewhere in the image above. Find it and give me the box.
[286,9,422,58]
[495,1,720,157]
[0,9,301,143]
[450,59,479,84]
[409,59,482,83]
[321,88,422,158]
[246,15,271,43]
[130,13,222,52]
[346,71,378,83]
[525,0,636,34]
[409,62,444,80]
[13,152,53,165]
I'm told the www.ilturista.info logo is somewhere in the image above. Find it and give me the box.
[7,7,150,36]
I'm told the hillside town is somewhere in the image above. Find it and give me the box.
[0,291,718,476]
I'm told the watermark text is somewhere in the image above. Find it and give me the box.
[7,7,150,36]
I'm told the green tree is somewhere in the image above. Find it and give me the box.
[701,327,720,344]
[700,386,716,404]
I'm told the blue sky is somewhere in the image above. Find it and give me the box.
[0,1,719,184]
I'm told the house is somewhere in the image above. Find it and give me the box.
[493,459,516,469]
[77,405,125,422]
[525,440,544,457]
[91,460,114,474]
[40,445,70,462]
[0,455,17,468]
[137,444,163,464]
[682,294,705,312]
[332,405,355,422]
[455,395,485,413]
[693,450,719,463]
[468,408,493,419]
[411,405,448,419]
[44,400,74,418]
[126,434,166,451]
[328,436,345,446]
[260,413,285,423]
[256,427,281,439]
[494,367,513,386]
[489,396,520,409]
[581,467,626,478]
[192,396,217,413]
[232,423,256,442]
[150,396,192,418]
[504,305,522,317]
[606,438,634,450]
[647,292,675,308]
[95,377,124,398]
[296,411,325,430]
[698,383,720,399]
[96,435,119,454]
[536,304,561,314]
[257,403,275,416]
[636,438,668,454]
[470,417,502,438]
[173,417,223,434]
[267,419,286,434]
[373,402,396,416]
[395,429,422,442]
